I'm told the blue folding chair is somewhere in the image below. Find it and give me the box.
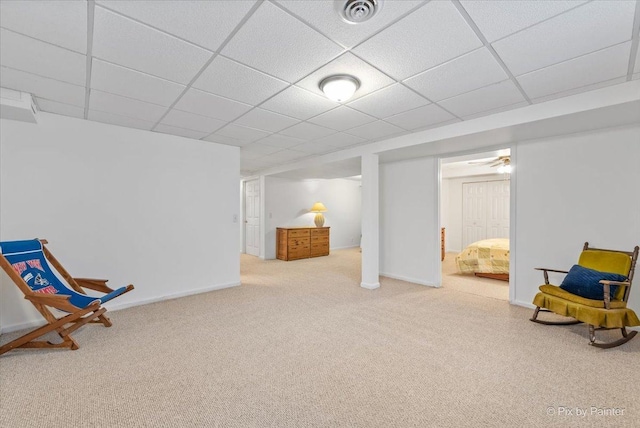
[0,239,134,355]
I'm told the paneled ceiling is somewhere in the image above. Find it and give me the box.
[1,0,638,176]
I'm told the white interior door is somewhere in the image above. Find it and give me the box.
[486,180,510,239]
[244,179,260,256]
[462,180,510,247]
[462,182,486,248]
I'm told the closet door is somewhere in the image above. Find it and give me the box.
[462,182,486,248]
[486,180,510,239]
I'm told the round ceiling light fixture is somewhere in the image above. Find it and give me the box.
[338,0,382,24]
[319,75,360,102]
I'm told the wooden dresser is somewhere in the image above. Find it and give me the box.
[276,227,330,261]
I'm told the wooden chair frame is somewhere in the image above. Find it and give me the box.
[0,239,133,355]
[530,242,639,348]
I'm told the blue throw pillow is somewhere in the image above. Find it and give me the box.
[560,264,627,300]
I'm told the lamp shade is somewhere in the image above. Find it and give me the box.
[310,202,327,212]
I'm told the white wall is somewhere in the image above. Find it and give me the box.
[263,176,362,259]
[380,157,439,286]
[442,173,506,253]
[513,124,640,312]
[379,124,640,317]
[0,113,241,332]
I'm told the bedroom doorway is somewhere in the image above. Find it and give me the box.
[440,149,511,301]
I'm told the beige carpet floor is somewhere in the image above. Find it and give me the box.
[1,248,638,427]
[441,252,510,301]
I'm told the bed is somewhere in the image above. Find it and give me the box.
[455,238,510,281]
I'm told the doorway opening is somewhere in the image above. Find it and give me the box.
[440,149,511,301]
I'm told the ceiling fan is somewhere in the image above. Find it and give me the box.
[468,155,512,173]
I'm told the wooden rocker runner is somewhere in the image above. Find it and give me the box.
[530,242,639,348]
[0,239,134,355]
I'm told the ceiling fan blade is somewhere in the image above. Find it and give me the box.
[468,158,497,165]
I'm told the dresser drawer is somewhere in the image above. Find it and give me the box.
[311,228,329,236]
[311,235,329,243]
[310,242,329,257]
[289,245,310,260]
[288,229,310,238]
[288,237,310,246]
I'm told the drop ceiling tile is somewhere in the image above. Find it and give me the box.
[193,56,288,105]
[221,1,343,83]
[215,123,271,143]
[290,142,337,155]
[1,66,85,107]
[203,133,246,146]
[438,80,526,118]
[88,109,155,130]
[296,52,395,100]
[518,42,631,100]
[404,48,508,102]
[276,0,425,48]
[385,104,456,130]
[256,134,305,149]
[261,149,308,162]
[353,1,482,80]
[493,1,636,76]
[153,123,209,140]
[35,98,85,119]
[460,0,587,42]
[161,109,226,134]
[0,0,87,53]
[174,88,252,121]
[462,100,529,120]
[242,142,283,155]
[279,122,336,140]
[344,120,405,140]
[91,59,185,107]
[241,150,266,162]
[314,132,367,148]
[96,0,256,51]
[347,84,429,119]
[234,108,300,133]
[89,90,167,123]
[531,76,628,104]
[308,106,377,131]
[261,86,338,120]
[92,6,211,84]
[0,29,86,85]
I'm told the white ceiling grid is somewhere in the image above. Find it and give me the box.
[0,0,638,176]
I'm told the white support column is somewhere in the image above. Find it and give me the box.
[361,154,380,289]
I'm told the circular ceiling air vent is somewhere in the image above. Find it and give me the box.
[339,0,382,24]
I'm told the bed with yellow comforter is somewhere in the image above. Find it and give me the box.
[455,238,509,279]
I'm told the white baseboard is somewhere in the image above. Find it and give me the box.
[0,280,241,334]
[106,280,240,312]
[331,245,360,251]
[380,272,439,288]
[511,299,536,309]
[360,282,380,290]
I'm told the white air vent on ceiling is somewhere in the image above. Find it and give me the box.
[338,0,382,24]
[0,87,38,124]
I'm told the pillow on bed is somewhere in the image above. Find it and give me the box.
[559,265,626,300]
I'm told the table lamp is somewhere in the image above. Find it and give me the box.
[310,202,327,228]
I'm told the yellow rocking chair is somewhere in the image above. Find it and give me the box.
[530,242,639,348]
